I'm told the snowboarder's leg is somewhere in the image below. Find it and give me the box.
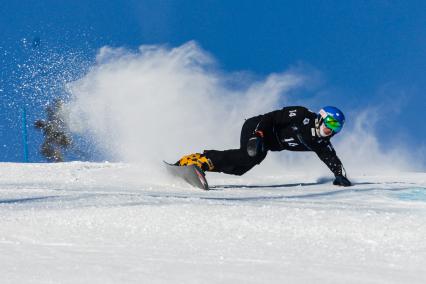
[176,116,266,176]
[204,116,267,176]
[204,148,266,175]
[41,141,63,162]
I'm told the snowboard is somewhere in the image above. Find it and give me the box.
[163,161,210,190]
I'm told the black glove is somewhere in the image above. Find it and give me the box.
[34,120,46,129]
[247,130,265,157]
[333,175,352,187]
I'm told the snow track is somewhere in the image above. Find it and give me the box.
[0,162,425,283]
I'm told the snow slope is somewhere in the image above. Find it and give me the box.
[0,162,425,283]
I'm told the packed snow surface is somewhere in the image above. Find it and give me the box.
[0,162,425,283]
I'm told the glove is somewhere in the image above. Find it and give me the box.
[247,130,265,157]
[333,175,352,187]
[34,120,46,129]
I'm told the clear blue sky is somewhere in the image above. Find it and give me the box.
[1,0,425,162]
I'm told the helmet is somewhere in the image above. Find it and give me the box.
[319,106,345,134]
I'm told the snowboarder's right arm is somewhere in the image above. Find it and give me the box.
[314,142,351,186]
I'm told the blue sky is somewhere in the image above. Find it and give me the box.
[1,0,425,162]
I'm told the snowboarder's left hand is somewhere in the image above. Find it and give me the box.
[333,175,351,187]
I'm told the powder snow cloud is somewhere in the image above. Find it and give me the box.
[64,41,422,179]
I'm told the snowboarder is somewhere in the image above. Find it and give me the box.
[176,106,351,186]
[34,99,72,162]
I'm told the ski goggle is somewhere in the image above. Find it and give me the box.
[323,115,343,133]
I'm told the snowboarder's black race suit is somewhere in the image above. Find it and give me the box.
[203,106,346,178]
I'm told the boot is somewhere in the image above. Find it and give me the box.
[175,153,214,172]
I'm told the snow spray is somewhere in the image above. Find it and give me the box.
[65,41,420,180]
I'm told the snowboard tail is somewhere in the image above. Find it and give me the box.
[164,161,209,190]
